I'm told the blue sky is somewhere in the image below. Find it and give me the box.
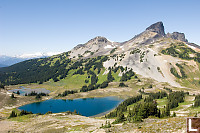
[0,0,200,56]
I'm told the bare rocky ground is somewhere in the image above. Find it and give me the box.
[0,113,112,133]
[0,113,187,133]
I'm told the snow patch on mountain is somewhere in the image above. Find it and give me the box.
[104,45,115,49]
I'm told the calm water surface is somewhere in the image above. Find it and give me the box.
[18,96,123,117]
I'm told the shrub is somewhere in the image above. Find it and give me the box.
[119,82,128,87]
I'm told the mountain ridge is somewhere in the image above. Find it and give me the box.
[0,21,200,91]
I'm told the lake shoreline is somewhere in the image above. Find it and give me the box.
[18,96,123,117]
[90,100,123,118]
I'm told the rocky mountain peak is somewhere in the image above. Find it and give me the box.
[87,36,109,44]
[166,32,188,42]
[146,21,165,36]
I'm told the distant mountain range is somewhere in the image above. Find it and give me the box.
[0,52,62,67]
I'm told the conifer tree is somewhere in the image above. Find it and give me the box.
[107,70,114,82]
[11,93,15,98]
[9,111,17,118]
[166,103,170,117]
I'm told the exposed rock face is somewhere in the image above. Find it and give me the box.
[86,36,108,45]
[187,43,200,49]
[166,32,188,42]
[73,44,85,50]
[146,21,165,36]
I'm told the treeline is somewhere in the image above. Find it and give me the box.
[80,68,115,92]
[0,54,109,86]
[128,101,160,122]
[106,95,142,118]
[24,91,49,99]
[176,63,187,78]
[167,91,185,109]
[80,66,136,93]
[25,91,49,96]
[0,55,72,85]
[121,92,171,123]
[144,91,167,102]
[120,69,135,81]
[161,43,200,63]
[57,90,78,97]
[107,90,186,124]
[9,110,33,118]
[170,64,187,79]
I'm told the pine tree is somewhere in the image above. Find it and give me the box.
[107,121,111,128]
[107,70,114,82]
[17,91,20,95]
[158,109,161,118]
[172,112,176,117]
[91,74,98,85]
[166,103,170,117]
[9,111,17,118]
[11,93,15,99]
[0,84,5,89]
[35,94,41,99]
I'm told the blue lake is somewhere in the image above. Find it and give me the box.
[18,97,123,117]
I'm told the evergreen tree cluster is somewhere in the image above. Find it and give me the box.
[0,55,72,85]
[80,84,100,92]
[167,91,185,109]
[9,110,32,118]
[24,91,49,100]
[112,66,124,73]
[128,101,159,121]
[19,110,33,116]
[106,95,142,118]
[80,65,116,92]
[144,91,167,102]
[101,121,112,128]
[25,91,48,96]
[170,67,181,78]
[0,84,5,89]
[175,63,187,78]
[84,56,108,73]
[58,90,78,97]
[0,54,108,85]
[73,68,85,75]
[106,91,178,123]
[107,70,115,82]
[120,69,135,81]
[161,43,200,63]
[127,96,172,122]
[100,81,109,88]
[163,87,172,92]
[9,111,17,118]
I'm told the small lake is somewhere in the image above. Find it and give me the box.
[18,96,123,117]
[9,86,51,96]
